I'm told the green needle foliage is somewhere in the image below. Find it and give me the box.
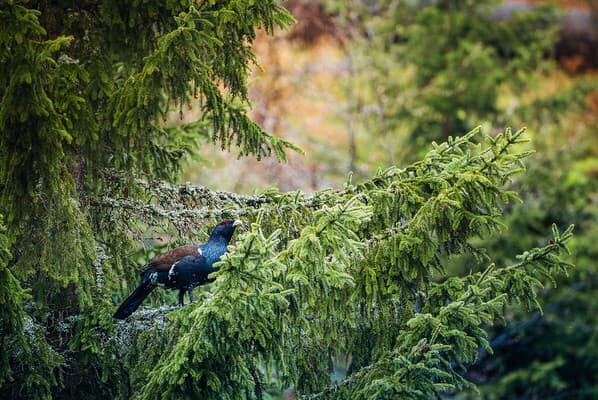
[77,128,572,399]
[321,1,597,397]
[0,0,295,398]
[0,1,577,399]
[0,0,297,312]
[0,214,63,399]
[0,214,26,387]
[460,83,598,399]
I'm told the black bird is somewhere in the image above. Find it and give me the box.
[113,219,241,319]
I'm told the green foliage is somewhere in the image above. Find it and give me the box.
[75,128,574,399]
[334,6,597,397]
[0,0,297,307]
[2,318,64,400]
[0,1,96,308]
[408,1,558,144]
[68,301,131,398]
[460,97,598,399]
[0,0,296,397]
[0,214,25,387]
[325,0,559,164]
[1,212,63,399]
[310,5,597,394]
[0,1,584,398]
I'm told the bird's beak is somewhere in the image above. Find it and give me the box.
[233,219,242,227]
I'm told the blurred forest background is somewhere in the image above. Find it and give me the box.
[184,0,598,194]
[180,0,598,397]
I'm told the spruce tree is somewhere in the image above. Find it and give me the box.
[318,1,598,397]
[1,1,295,397]
[462,80,598,399]
[0,1,577,399]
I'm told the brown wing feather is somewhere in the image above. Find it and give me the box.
[144,245,201,271]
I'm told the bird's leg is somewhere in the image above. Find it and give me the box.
[188,288,195,303]
[178,289,186,307]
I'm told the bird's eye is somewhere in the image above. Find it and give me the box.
[222,220,231,226]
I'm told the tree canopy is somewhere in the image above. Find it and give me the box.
[0,1,587,399]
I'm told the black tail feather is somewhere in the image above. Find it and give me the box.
[113,280,155,319]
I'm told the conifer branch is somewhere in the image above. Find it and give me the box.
[299,364,375,400]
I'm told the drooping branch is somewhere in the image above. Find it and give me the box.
[89,196,249,221]
[91,170,346,231]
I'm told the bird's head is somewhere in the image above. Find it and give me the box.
[208,219,242,243]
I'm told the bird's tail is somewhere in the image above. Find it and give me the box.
[113,273,156,319]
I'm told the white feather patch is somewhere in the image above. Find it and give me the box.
[168,262,177,279]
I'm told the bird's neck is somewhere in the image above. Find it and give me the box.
[199,236,230,265]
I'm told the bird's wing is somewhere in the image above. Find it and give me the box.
[167,254,213,284]
[144,245,202,272]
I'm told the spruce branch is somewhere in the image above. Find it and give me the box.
[83,128,565,399]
